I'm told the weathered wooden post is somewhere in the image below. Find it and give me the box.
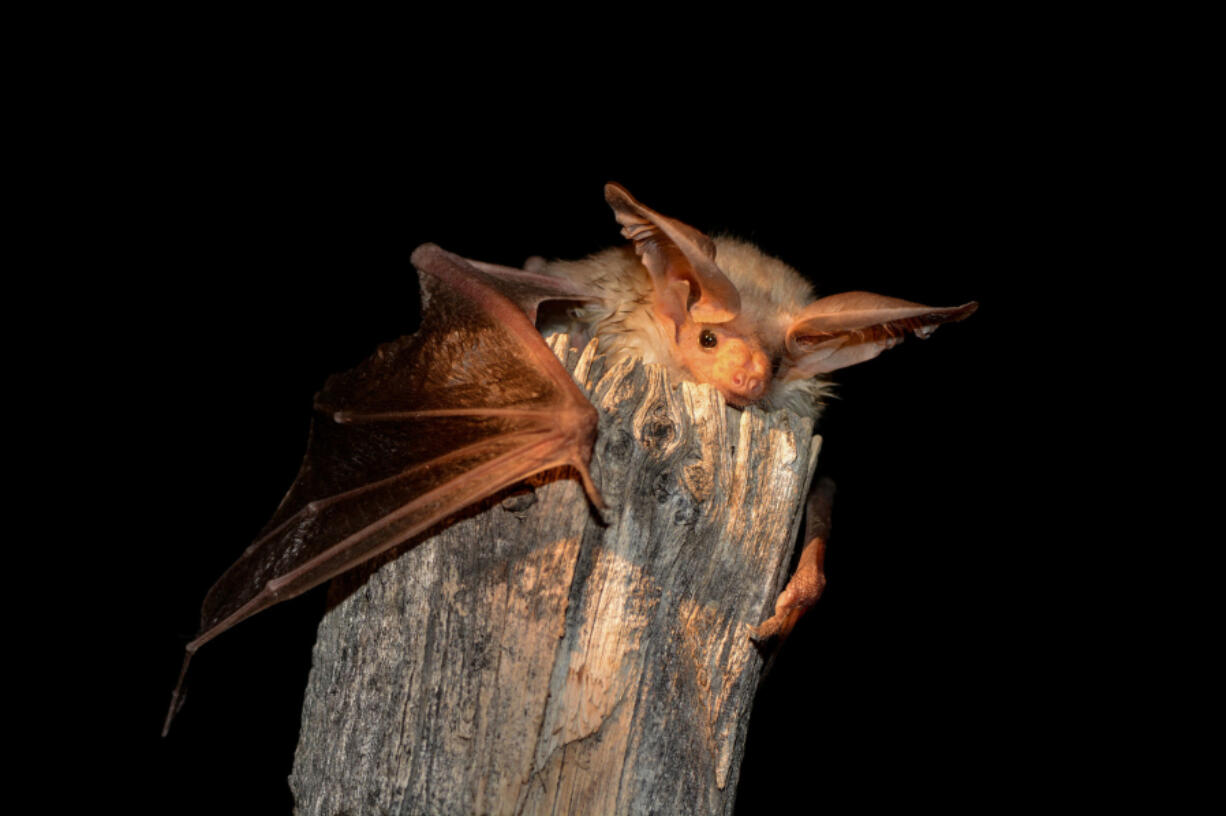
[290,338,820,815]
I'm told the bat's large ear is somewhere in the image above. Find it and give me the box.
[604,182,740,328]
[432,250,605,325]
[781,292,978,378]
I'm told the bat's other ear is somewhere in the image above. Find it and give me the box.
[416,246,605,324]
[780,292,978,379]
[604,182,740,328]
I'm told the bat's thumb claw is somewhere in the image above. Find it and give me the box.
[750,617,781,643]
[582,482,611,526]
[575,461,609,525]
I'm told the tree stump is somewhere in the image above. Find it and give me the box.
[289,337,821,815]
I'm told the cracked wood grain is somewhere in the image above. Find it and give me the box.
[289,337,821,815]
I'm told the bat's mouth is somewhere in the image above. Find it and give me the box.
[720,377,766,408]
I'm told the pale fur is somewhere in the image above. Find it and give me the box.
[540,237,834,420]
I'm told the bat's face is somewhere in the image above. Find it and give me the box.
[674,320,771,407]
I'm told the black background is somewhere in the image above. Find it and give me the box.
[101,71,1055,813]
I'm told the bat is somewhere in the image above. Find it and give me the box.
[164,183,976,735]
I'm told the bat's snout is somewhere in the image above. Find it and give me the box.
[721,349,770,406]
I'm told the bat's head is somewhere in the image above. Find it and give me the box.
[603,183,977,416]
[673,319,771,407]
[605,183,772,406]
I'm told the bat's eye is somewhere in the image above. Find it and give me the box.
[700,329,718,349]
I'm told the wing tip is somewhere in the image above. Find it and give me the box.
[161,647,196,738]
[954,300,979,320]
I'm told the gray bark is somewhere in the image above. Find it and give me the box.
[290,337,821,815]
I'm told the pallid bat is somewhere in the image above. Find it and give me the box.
[163,183,976,735]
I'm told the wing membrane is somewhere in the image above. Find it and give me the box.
[165,245,603,734]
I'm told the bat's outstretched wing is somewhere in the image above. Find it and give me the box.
[164,244,603,734]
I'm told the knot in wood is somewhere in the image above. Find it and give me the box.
[681,460,714,504]
[672,498,700,527]
[637,408,677,452]
[651,470,675,504]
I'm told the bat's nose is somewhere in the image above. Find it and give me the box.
[731,371,765,397]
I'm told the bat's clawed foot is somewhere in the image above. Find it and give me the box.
[750,560,826,643]
[751,477,834,644]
